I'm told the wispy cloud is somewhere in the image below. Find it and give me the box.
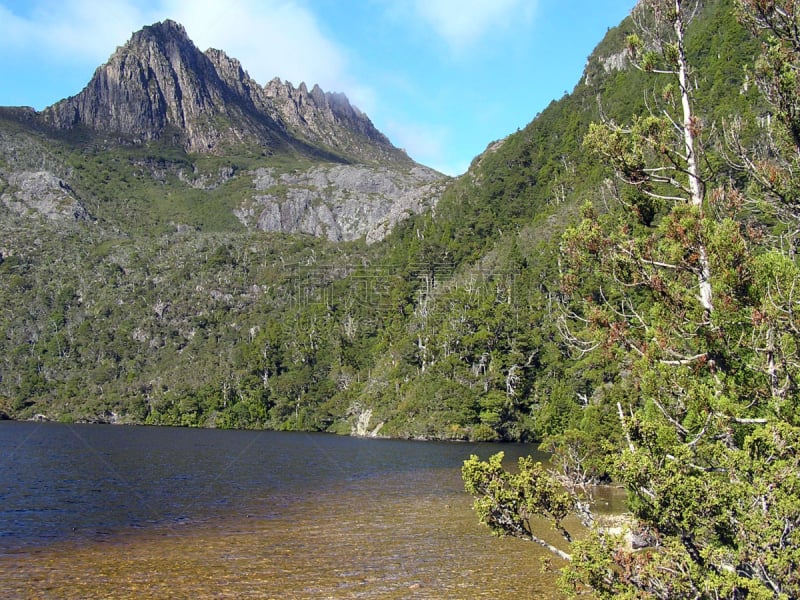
[163,0,346,89]
[411,0,536,53]
[0,1,359,93]
[0,0,148,62]
[383,118,467,176]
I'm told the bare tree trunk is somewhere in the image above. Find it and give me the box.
[674,0,714,314]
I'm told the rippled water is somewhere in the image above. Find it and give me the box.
[0,422,564,598]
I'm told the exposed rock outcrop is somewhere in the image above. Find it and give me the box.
[235,164,445,243]
[0,112,90,221]
[1,170,89,221]
[41,20,409,164]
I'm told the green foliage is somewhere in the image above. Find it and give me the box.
[462,452,573,556]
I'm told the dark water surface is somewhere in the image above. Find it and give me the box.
[0,422,562,598]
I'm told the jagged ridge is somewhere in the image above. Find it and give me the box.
[42,20,407,164]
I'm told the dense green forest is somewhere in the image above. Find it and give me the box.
[0,0,774,447]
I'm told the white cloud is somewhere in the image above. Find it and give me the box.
[411,0,536,53]
[383,119,466,176]
[162,0,347,90]
[0,0,149,62]
[0,0,361,96]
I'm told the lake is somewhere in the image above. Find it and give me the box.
[0,421,564,598]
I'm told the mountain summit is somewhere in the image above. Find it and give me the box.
[42,20,404,164]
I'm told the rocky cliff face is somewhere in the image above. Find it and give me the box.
[263,78,398,164]
[42,21,261,152]
[236,164,446,242]
[42,20,408,164]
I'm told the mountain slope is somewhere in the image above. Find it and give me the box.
[0,1,768,440]
[240,0,764,440]
[337,0,763,440]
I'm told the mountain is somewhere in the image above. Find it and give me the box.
[42,20,399,162]
[2,19,445,241]
[0,1,768,440]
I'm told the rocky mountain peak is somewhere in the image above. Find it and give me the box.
[39,20,408,163]
[37,20,411,163]
[134,18,188,41]
[42,19,252,151]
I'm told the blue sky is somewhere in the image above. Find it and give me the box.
[0,0,636,175]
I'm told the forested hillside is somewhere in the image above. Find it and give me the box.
[0,0,773,447]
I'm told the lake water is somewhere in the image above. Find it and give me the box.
[0,422,565,599]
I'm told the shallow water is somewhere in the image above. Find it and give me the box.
[0,422,565,598]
